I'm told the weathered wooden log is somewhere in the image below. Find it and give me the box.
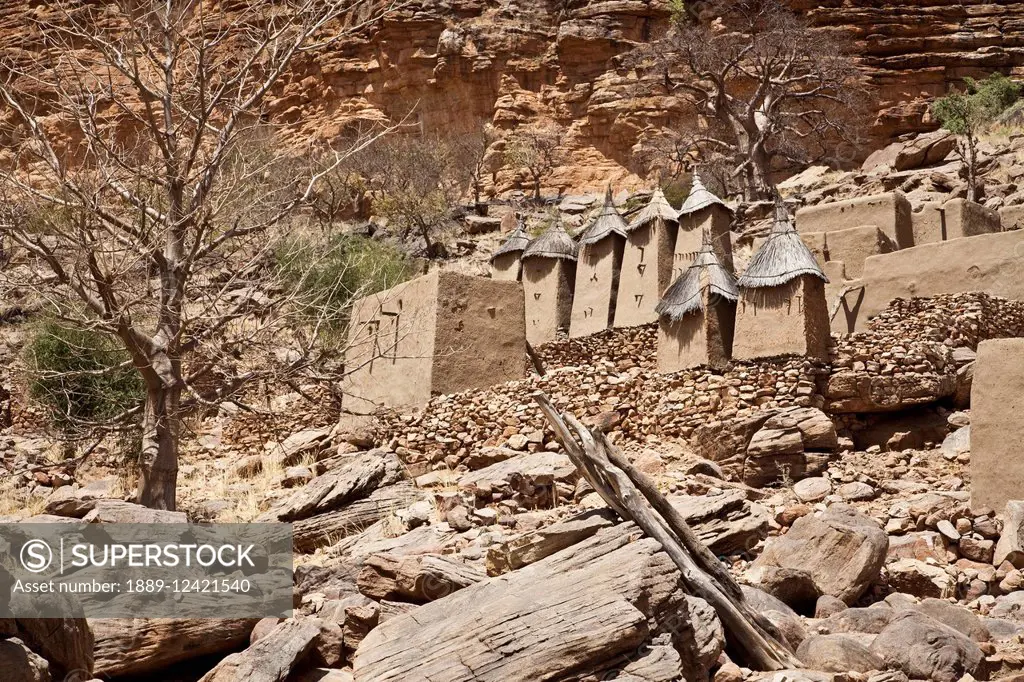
[198,617,321,682]
[533,392,800,671]
[92,618,257,678]
[292,483,426,552]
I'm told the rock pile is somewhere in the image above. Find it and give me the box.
[376,293,1024,482]
[828,293,1024,413]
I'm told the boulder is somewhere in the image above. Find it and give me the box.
[796,634,885,673]
[941,427,970,458]
[887,532,949,565]
[667,489,770,555]
[92,618,256,678]
[198,618,321,682]
[14,617,94,679]
[752,505,888,604]
[357,554,485,602]
[746,566,820,614]
[886,559,954,599]
[794,477,832,503]
[81,500,186,524]
[837,482,875,502]
[42,479,116,518]
[292,483,428,552]
[814,596,848,619]
[870,611,983,682]
[352,523,721,682]
[989,592,1024,621]
[458,451,577,508]
[261,451,402,522]
[486,509,615,575]
[824,606,895,635]
[910,598,989,642]
[741,586,807,650]
[995,500,1024,568]
[0,638,50,682]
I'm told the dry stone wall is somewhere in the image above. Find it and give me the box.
[378,293,1024,481]
[827,293,1024,413]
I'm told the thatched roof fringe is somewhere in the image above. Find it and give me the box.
[626,187,678,233]
[490,218,532,261]
[736,196,827,288]
[522,219,578,261]
[678,171,732,217]
[578,185,628,246]
[656,232,738,320]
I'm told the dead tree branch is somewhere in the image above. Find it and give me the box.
[533,391,801,671]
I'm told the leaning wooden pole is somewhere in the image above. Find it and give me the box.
[533,392,801,672]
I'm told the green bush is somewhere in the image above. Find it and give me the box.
[933,73,1022,136]
[25,321,144,429]
[276,233,417,334]
[661,178,692,209]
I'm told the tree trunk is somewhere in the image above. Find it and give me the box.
[965,135,979,203]
[137,383,182,511]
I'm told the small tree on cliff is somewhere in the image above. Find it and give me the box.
[0,0,403,510]
[351,133,464,259]
[933,73,1021,202]
[628,0,864,200]
[504,122,566,201]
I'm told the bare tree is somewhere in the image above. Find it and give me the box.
[351,133,463,259]
[627,0,865,200]
[453,122,500,209]
[0,0,404,510]
[503,121,566,201]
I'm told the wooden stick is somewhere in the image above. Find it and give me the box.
[533,392,800,671]
[597,430,743,600]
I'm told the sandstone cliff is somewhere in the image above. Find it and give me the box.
[3,1,1024,193]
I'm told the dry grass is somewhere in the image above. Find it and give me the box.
[0,480,48,518]
[179,448,305,522]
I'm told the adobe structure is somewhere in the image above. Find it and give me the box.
[570,189,627,337]
[832,229,1024,334]
[656,232,738,372]
[490,218,531,281]
[521,219,577,345]
[675,172,733,276]
[801,226,896,279]
[796,191,915,250]
[970,338,1024,513]
[911,197,1001,245]
[344,271,527,413]
[734,200,830,361]
[614,187,679,328]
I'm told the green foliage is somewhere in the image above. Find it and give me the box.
[25,321,144,429]
[661,178,692,209]
[933,73,1022,137]
[668,0,688,24]
[276,233,416,334]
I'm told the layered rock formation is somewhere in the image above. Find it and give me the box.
[4,1,1024,193]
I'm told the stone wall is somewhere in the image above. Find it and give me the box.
[827,293,1024,413]
[376,292,1024,477]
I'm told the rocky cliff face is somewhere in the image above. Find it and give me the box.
[3,1,1024,193]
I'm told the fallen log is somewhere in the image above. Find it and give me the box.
[533,391,801,671]
[91,618,257,678]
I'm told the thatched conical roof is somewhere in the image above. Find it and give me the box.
[736,197,827,289]
[656,232,738,320]
[490,218,531,262]
[578,187,628,246]
[522,218,578,261]
[626,187,678,233]
[678,171,732,217]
